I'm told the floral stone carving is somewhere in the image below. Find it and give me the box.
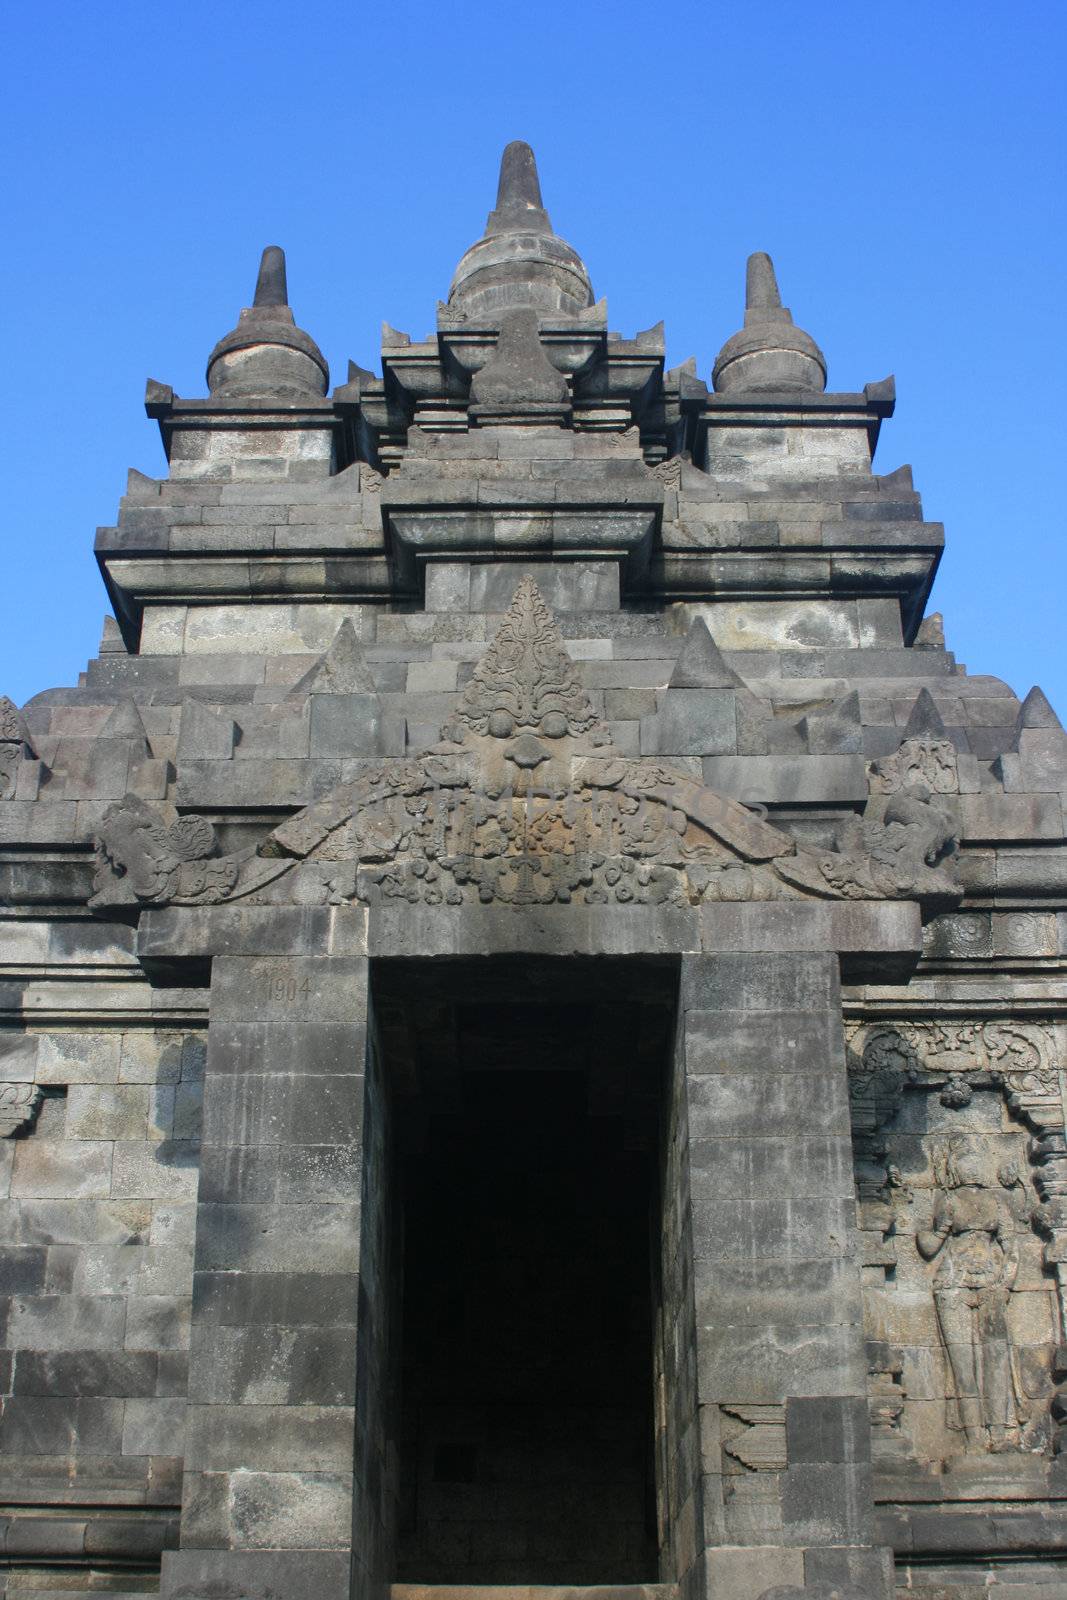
[90,579,963,915]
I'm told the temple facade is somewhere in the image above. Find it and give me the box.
[0,142,1064,1599]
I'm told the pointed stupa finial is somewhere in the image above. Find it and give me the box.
[746,251,782,313]
[712,251,827,395]
[207,244,327,399]
[494,140,546,219]
[448,140,593,320]
[253,245,288,309]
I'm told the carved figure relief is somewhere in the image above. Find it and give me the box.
[848,1019,1065,1469]
[917,1137,1027,1453]
[90,579,963,916]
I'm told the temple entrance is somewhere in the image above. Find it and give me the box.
[371,957,677,1587]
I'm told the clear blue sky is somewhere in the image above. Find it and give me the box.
[1,1,1064,713]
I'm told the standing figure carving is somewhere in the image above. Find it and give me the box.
[917,1137,1027,1453]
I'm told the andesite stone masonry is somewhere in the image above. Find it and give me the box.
[1,142,1065,1600]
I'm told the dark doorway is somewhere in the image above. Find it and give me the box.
[374,957,676,1586]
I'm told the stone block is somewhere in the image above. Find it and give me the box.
[681,953,839,1014]
[959,791,1063,841]
[468,561,620,611]
[696,1317,867,1403]
[690,1193,857,1266]
[16,1198,152,1246]
[34,1032,121,1086]
[110,1142,198,1201]
[194,1202,361,1275]
[206,1021,367,1078]
[210,957,369,1024]
[0,1035,38,1085]
[689,1134,856,1202]
[642,688,738,756]
[126,1295,191,1351]
[781,1460,876,1543]
[786,1396,871,1464]
[192,1270,360,1329]
[197,1466,354,1549]
[694,1258,863,1330]
[702,1544,804,1600]
[5,1295,127,1352]
[803,1542,895,1594]
[308,693,381,757]
[696,902,920,966]
[183,1402,355,1473]
[701,753,869,804]
[74,1243,145,1296]
[10,1349,158,1398]
[160,1548,352,1600]
[406,659,459,693]
[188,1324,357,1406]
[177,698,237,760]
[0,1245,46,1295]
[66,1084,150,1141]
[201,1072,364,1149]
[694,1068,851,1145]
[424,564,472,612]
[11,1141,113,1199]
[123,1397,187,1457]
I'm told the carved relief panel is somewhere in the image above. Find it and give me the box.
[848,1020,1067,1476]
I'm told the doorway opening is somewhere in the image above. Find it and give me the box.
[372,956,678,1587]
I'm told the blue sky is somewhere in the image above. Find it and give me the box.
[1,1,1064,712]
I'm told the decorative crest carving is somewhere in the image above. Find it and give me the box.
[869,735,959,795]
[456,575,609,743]
[88,581,963,917]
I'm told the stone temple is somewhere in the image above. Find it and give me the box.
[1,140,1065,1600]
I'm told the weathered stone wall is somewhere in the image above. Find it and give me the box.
[0,1024,201,1575]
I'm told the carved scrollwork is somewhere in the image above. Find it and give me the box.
[774,783,960,908]
[89,582,966,916]
[869,734,960,795]
[90,797,239,910]
[0,1084,42,1137]
[456,574,609,743]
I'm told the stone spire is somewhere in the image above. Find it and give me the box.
[712,251,827,394]
[448,140,594,320]
[206,245,329,398]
